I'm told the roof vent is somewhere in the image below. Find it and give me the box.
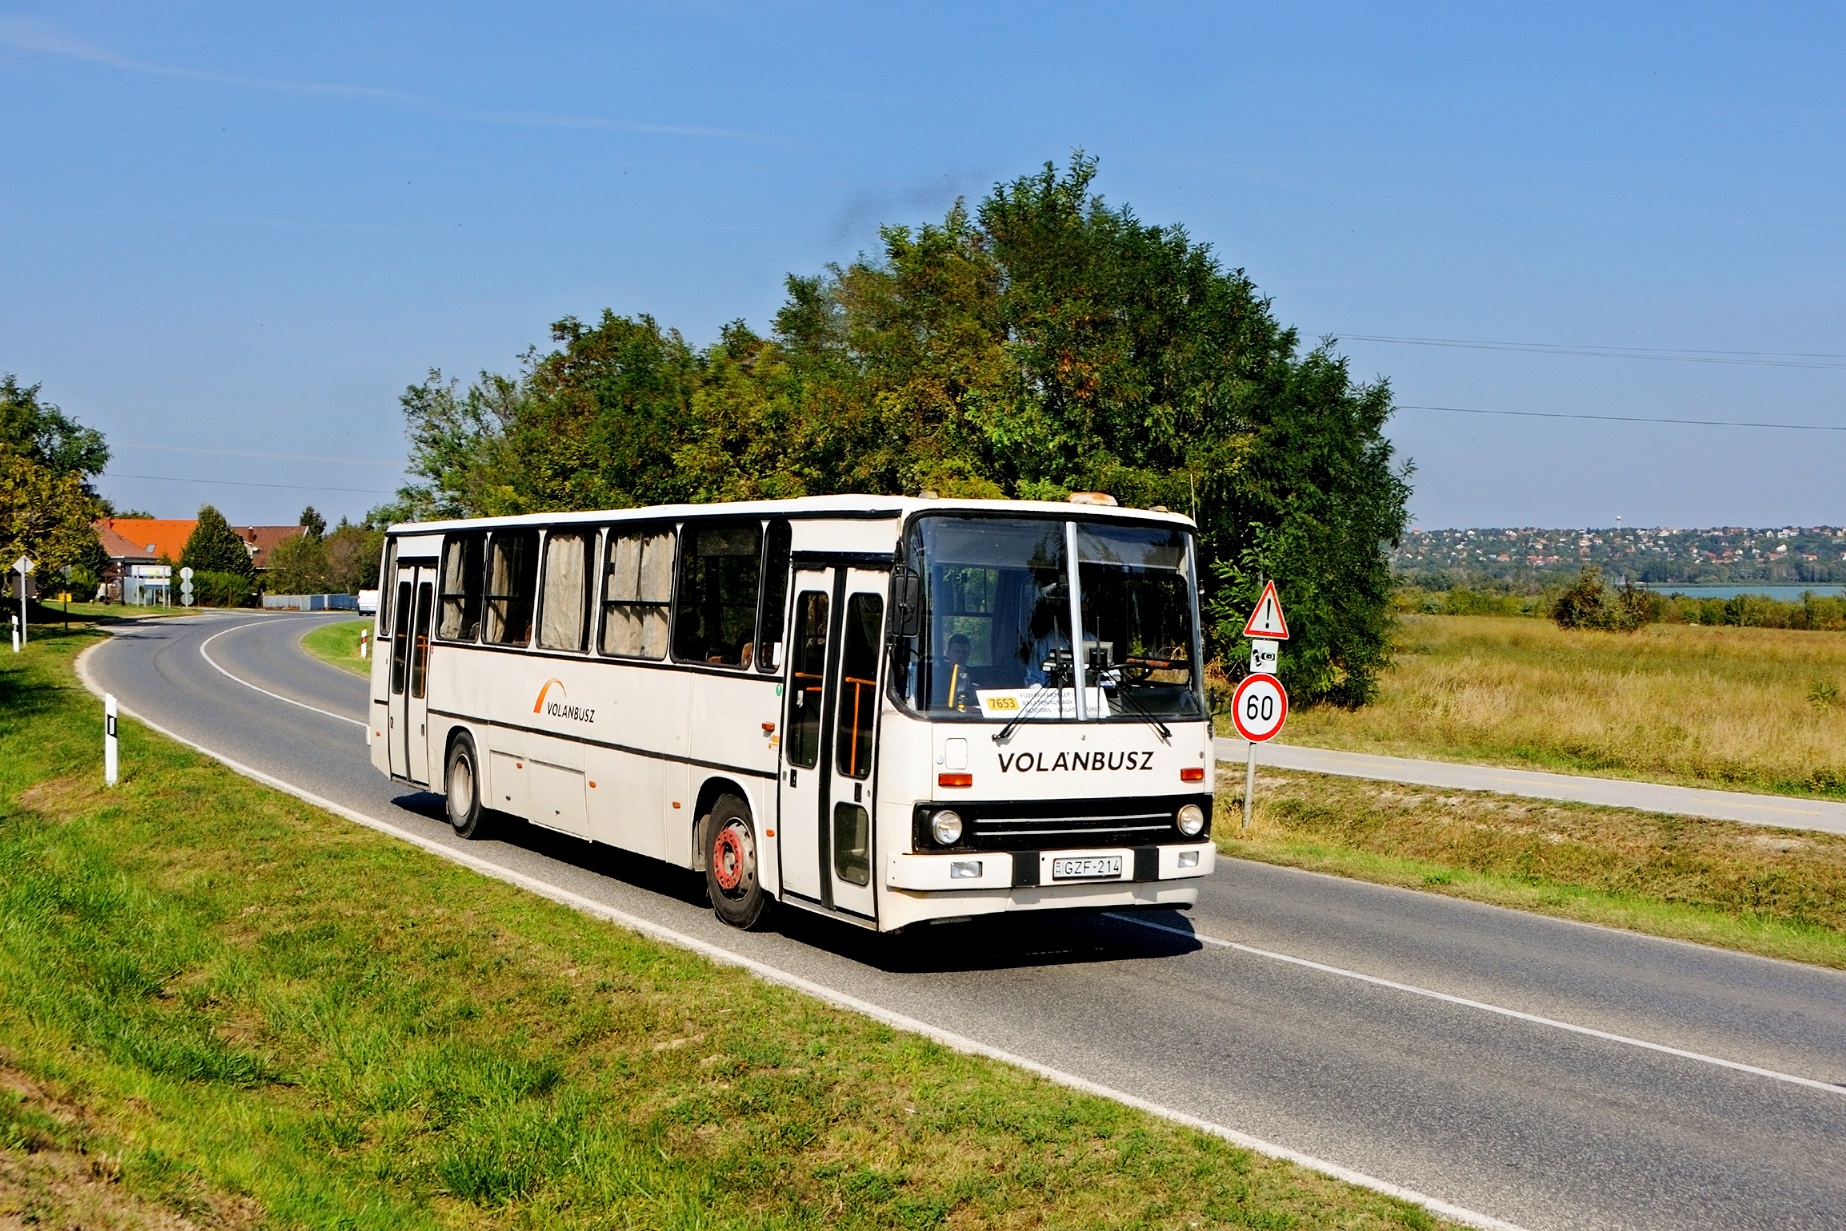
[1066,491,1118,507]
[1150,505,1170,513]
[917,489,940,499]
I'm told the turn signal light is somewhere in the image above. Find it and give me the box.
[938,772,973,788]
[1181,766,1205,782]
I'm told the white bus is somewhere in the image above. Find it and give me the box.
[366,494,1216,932]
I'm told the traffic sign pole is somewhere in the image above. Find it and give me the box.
[1236,579,1290,828]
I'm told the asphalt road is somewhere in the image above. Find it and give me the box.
[83,613,1846,1231]
[1228,740,1846,837]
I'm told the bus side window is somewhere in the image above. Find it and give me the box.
[755,519,791,672]
[673,520,762,667]
[483,529,540,646]
[785,591,828,769]
[601,528,674,659]
[376,539,398,639]
[437,531,485,641]
[835,593,883,779]
[537,529,594,652]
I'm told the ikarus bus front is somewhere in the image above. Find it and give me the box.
[366,493,1215,933]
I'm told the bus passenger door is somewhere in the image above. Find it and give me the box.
[388,565,436,785]
[776,566,885,920]
[777,571,830,903]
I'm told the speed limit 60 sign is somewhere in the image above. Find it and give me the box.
[1231,673,1289,743]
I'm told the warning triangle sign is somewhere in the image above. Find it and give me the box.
[1242,580,1289,639]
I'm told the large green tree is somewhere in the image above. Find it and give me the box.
[0,376,110,587]
[180,505,255,579]
[381,156,1410,703]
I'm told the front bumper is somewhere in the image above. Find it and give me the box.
[886,842,1215,892]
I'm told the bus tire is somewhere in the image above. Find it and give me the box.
[705,794,770,929]
[445,733,492,839]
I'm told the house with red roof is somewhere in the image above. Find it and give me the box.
[93,517,306,600]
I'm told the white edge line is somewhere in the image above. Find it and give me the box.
[1112,915,1844,1098]
[71,638,1530,1231]
[198,618,367,728]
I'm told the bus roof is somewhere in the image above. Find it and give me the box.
[386,493,1198,536]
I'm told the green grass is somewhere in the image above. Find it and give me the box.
[1219,769,1846,970]
[0,629,1447,1231]
[300,618,373,677]
[1281,614,1846,800]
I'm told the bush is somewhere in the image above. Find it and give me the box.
[191,569,255,608]
[1658,591,1846,631]
[1550,567,1657,632]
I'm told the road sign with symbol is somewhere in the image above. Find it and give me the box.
[1242,579,1288,639]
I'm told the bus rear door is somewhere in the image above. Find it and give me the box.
[387,562,437,784]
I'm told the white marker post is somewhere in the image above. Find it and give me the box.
[12,555,32,649]
[1239,579,1291,829]
[359,627,370,659]
[105,693,119,786]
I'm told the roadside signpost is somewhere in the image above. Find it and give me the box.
[179,566,195,608]
[1237,580,1290,828]
[12,556,33,650]
[104,693,119,787]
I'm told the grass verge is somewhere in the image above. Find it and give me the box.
[1280,614,1846,800]
[299,618,373,677]
[1,629,1446,1231]
[1219,768,1846,970]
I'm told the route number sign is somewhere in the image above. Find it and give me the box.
[1231,673,1288,743]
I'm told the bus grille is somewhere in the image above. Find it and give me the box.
[912,793,1210,852]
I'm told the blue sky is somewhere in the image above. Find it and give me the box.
[3,2,1842,529]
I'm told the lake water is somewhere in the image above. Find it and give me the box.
[1635,583,1846,600]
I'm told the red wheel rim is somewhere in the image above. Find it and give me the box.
[713,826,747,892]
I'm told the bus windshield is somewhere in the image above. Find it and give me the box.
[894,514,1204,722]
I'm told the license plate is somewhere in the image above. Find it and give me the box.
[1052,856,1122,880]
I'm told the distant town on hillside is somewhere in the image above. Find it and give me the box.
[1394,526,1846,589]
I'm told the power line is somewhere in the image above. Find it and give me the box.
[116,442,404,466]
[1336,333,1846,370]
[102,471,397,494]
[1399,404,1846,432]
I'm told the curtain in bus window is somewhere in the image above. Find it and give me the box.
[785,591,828,769]
[537,530,593,652]
[672,520,762,667]
[835,593,883,779]
[483,529,539,645]
[600,529,675,658]
[438,532,485,641]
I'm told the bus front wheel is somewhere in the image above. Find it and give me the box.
[445,734,492,839]
[705,794,770,929]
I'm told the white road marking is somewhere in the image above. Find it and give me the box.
[75,638,1531,1231]
[1110,914,1845,1098]
[198,619,366,729]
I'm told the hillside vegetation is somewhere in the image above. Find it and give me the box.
[1284,615,1846,798]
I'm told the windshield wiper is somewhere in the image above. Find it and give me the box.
[995,654,1072,743]
[1107,675,1172,741]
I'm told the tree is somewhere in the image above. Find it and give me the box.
[298,506,326,539]
[1,376,109,588]
[180,505,255,579]
[1,375,110,482]
[266,531,331,594]
[323,519,386,593]
[379,154,1412,704]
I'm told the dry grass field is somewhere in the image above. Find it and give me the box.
[1219,768,1846,968]
[1283,615,1846,798]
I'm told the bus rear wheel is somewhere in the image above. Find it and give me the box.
[705,795,770,929]
[445,734,492,839]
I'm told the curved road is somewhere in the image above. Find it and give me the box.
[85,613,1846,1231]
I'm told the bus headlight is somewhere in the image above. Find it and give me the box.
[930,810,964,846]
[1176,804,1206,837]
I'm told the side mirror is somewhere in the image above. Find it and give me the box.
[891,569,923,638]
